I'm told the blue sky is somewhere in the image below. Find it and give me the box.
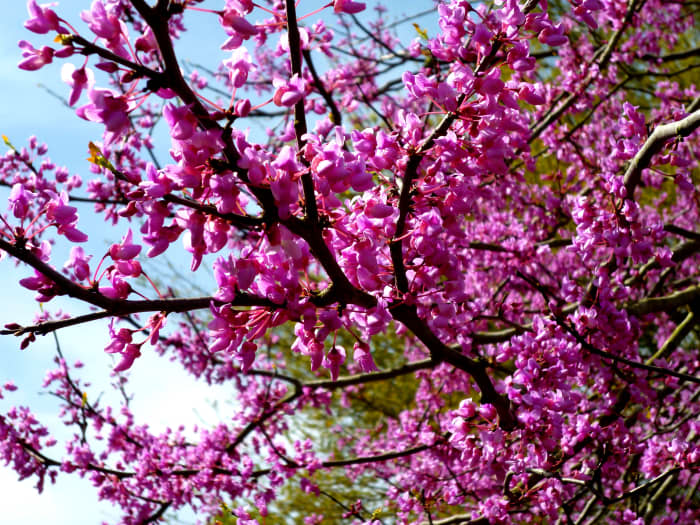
[0,2,257,523]
[0,2,437,523]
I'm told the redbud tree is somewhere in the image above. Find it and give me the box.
[1,0,700,523]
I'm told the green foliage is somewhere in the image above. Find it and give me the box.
[210,323,423,524]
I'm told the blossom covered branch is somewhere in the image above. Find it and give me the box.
[1,0,700,524]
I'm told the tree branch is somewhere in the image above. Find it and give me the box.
[303,49,342,126]
[627,284,700,316]
[0,237,277,335]
[305,358,435,390]
[623,109,700,198]
[285,0,318,227]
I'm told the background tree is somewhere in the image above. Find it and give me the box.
[1,0,700,524]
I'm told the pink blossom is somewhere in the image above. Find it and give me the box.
[64,246,91,281]
[352,342,377,372]
[45,192,88,242]
[24,1,68,34]
[220,10,260,50]
[163,104,197,141]
[8,183,32,219]
[109,229,141,261]
[224,47,253,89]
[76,89,130,144]
[113,343,141,372]
[19,270,56,302]
[6,1,700,523]
[81,1,122,41]
[61,63,94,106]
[323,345,346,381]
[18,40,54,71]
[333,0,366,14]
[273,75,307,107]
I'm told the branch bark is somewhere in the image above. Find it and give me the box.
[623,109,700,198]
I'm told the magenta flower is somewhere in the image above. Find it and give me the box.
[18,40,54,71]
[225,0,254,14]
[109,229,142,261]
[61,63,94,107]
[353,342,378,373]
[273,74,307,107]
[19,270,57,302]
[113,343,141,372]
[333,0,366,14]
[24,1,68,34]
[99,273,131,299]
[220,12,259,38]
[323,345,346,381]
[139,163,171,198]
[237,341,257,372]
[8,183,32,219]
[76,89,130,144]
[114,259,141,278]
[220,10,260,50]
[272,145,302,174]
[64,246,91,282]
[472,23,493,56]
[224,47,253,89]
[145,313,166,346]
[234,98,251,117]
[81,0,122,41]
[105,325,132,355]
[163,104,197,141]
[538,23,568,46]
[45,191,88,242]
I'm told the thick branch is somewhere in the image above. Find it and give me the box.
[623,109,700,197]
[627,284,700,316]
[285,0,318,227]
[642,46,700,62]
[391,303,517,430]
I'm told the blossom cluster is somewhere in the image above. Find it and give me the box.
[1,0,699,523]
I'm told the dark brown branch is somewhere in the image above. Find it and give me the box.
[285,0,318,227]
[390,153,421,293]
[664,224,700,241]
[70,34,162,83]
[142,501,172,524]
[225,387,302,454]
[558,311,700,385]
[390,303,516,430]
[162,193,264,230]
[303,49,342,125]
[305,358,434,389]
[253,441,437,479]
[642,46,700,62]
[0,237,277,335]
